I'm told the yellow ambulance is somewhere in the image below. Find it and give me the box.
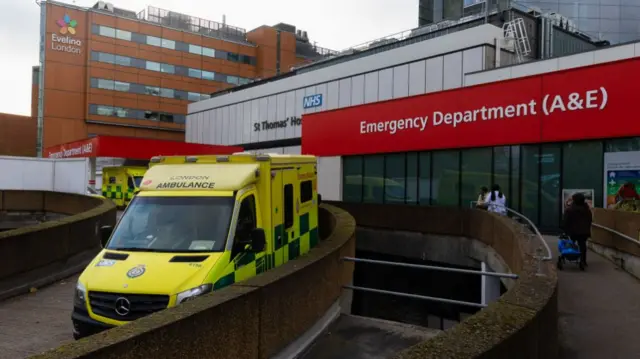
[101,166,147,208]
[71,153,320,339]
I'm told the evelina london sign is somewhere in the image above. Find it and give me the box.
[51,14,81,54]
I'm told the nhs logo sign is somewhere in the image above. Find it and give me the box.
[303,94,323,109]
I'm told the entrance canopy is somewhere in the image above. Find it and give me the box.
[44,135,243,160]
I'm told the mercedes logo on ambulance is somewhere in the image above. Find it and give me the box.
[114,297,131,316]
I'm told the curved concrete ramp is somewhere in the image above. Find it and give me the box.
[0,275,77,359]
[301,314,440,359]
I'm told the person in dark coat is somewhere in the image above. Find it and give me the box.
[562,192,593,269]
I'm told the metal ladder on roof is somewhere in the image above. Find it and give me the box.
[502,17,531,63]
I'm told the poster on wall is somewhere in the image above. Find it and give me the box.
[562,189,594,213]
[603,151,640,208]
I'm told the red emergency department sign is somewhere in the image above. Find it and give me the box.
[301,58,640,156]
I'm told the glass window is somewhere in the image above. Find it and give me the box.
[406,153,418,204]
[227,76,239,85]
[228,53,239,62]
[493,146,511,206]
[214,73,227,82]
[161,63,175,74]
[91,24,100,35]
[98,26,116,38]
[114,107,128,118]
[129,83,145,95]
[115,55,131,67]
[174,90,188,100]
[300,181,313,203]
[362,155,384,204]
[97,79,114,90]
[160,88,174,98]
[431,150,460,206]
[563,141,603,211]
[343,156,363,203]
[510,146,521,212]
[114,81,130,92]
[174,114,186,124]
[188,68,202,78]
[131,32,147,44]
[175,66,188,76]
[202,70,215,81]
[91,51,100,61]
[175,41,190,52]
[284,184,294,228]
[144,111,159,121]
[189,44,202,55]
[461,148,492,209]
[146,36,161,47]
[233,194,257,257]
[188,92,202,102]
[418,152,431,205]
[201,94,211,100]
[384,153,406,204]
[521,145,539,224]
[202,47,215,57]
[239,78,251,85]
[605,137,640,152]
[540,144,561,229]
[145,86,160,96]
[161,38,176,50]
[96,105,113,116]
[116,29,132,41]
[98,52,115,64]
[159,113,174,123]
[146,61,161,72]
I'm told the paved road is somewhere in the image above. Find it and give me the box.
[0,275,77,359]
[546,236,640,359]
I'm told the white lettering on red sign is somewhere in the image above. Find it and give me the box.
[48,142,93,158]
[359,87,608,135]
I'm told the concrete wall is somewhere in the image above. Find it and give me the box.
[329,201,558,359]
[0,190,116,282]
[31,204,356,359]
[0,156,89,194]
[591,208,640,279]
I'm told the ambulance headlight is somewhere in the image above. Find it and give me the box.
[177,284,213,304]
[74,281,87,308]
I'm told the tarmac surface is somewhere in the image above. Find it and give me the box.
[0,275,78,359]
[301,314,441,359]
[546,235,640,359]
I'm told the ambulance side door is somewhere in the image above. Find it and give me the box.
[271,170,285,269]
[282,169,300,265]
[232,190,266,281]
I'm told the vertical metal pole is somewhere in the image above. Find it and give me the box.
[36,0,47,157]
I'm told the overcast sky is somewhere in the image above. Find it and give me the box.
[0,0,417,116]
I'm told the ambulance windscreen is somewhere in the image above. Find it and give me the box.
[107,196,234,253]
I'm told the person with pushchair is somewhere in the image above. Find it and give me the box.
[562,192,593,269]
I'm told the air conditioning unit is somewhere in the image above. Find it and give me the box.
[95,1,114,12]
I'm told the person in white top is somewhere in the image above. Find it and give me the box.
[484,184,507,215]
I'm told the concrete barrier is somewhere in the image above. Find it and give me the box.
[591,208,640,279]
[0,190,117,282]
[328,202,558,359]
[30,203,356,359]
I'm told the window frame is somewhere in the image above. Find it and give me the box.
[284,184,294,229]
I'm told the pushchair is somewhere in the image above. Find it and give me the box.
[557,233,584,270]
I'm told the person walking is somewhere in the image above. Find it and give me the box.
[562,192,592,270]
[484,184,507,215]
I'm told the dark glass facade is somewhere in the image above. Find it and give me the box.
[342,137,640,231]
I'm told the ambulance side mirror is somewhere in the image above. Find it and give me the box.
[249,228,266,252]
[100,225,113,248]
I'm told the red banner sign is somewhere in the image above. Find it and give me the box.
[301,58,640,156]
[45,138,97,158]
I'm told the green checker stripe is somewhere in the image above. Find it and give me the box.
[213,272,235,290]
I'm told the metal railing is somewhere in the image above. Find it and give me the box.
[471,201,553,262]
[342,256,519,309]
[592,223,640,246]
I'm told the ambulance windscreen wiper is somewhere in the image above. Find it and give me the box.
[110,247,166,252]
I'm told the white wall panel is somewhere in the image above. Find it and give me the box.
[294,89,304,138]
[234,103,243,145]
[315,83,328,113]
[408,60,426,96]
[425,56,444,93]
[243,102,251,145]
[338,78,351,108]
[285,91,296,139]
[215,108,223,145]
[53,158,89,194]
[198,112,205,144]
[364,72,378,104]
[317,156,342,201]
[189,24,504,114]
[276,93,286,140]
[378,68,393,101]
[351,75,365,106]
[283,145,301,154]
[203,110,212,144]
[228,105,236,145]
[463,47,484,75]
[327,81,339,110]
[258,98,269,143]
[222,106,230,145]
[266,95,277,141]
[393,64,409,99]
[443,52,463,90]
[250,100,260,143]
[0,157,87,194]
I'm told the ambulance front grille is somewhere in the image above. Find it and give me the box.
[88,291,170,321]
